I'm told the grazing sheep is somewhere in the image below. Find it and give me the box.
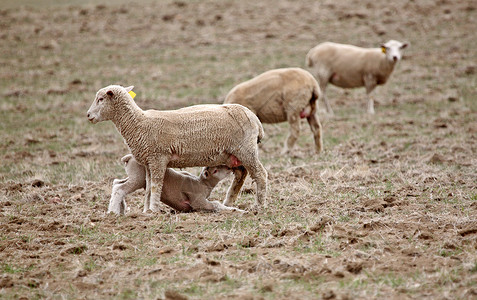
[224,68,323,154]
[108,154,245,215]
[87,85,267,212]
[306,40,408,114]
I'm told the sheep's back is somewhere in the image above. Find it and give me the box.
[143,104,261,168]
[225,68,315,123]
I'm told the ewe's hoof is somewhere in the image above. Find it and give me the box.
[107,209,121,215]
[149,205,161,213]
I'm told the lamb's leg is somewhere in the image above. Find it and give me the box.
[224,166,247,207]
[108,184,124,214]
[282,113,300,155]
[306,110,323,154]
[187,193,246,213]
[144,167,151,213]
[148,159,169,212]
[108,179,141,215]
[363,74,377,114]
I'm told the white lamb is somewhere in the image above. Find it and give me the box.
[306,40,408,114]
[87,85,267,212]
[224,68,323,154]
[108,154,244,215]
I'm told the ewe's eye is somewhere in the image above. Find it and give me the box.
[98,97,104,102]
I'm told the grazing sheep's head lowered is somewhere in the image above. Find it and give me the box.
[87,85,134,124]
[381,40,408,63]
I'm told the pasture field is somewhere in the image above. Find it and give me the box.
[1,0,476,299]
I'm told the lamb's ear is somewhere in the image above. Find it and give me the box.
[380,44,387,54]
[125,86,134,92]
[107,90,114,97]
[401,43,408,49]
[203,170,209,178]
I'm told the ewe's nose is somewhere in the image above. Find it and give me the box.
[393,56,398,62]
[87,112,91,118]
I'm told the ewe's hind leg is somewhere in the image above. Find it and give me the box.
[282,114,300,155]
[319,77,334,115]
[307,103,323,153]
[224,166,247,207]
[241,154,268,207]
[363,74,377,114]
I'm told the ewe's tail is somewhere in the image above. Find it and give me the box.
[257,121,264,144]
[246,109,264,144]
[310,80,323,109]
[305,50,314,67]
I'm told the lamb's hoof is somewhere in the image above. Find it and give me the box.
[233,208,248,214]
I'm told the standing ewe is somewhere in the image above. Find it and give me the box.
[87,85,267,212]
[306,40,408,114]
[109,154,245,215]
[224,68,323,154]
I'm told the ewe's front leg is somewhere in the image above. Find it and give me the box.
[224,166,247,207]
[148,159,169,212]
[363,74,378,114]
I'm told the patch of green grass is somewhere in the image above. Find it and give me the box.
[83,257,99,272]
[118,288,137,300]
[1,263,34,274]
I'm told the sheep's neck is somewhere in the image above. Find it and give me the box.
[113,102,146,148]
[380,58,395,75]
[201,176,221,189]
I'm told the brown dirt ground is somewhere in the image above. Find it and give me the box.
[1,0,476,299]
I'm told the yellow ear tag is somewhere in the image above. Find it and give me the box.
[128,91,136,99]
[381,47,386,54]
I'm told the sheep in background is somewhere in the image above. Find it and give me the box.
[224,68,323,155]
[306,40,408,115]
[108,154,245,215]
[87,85,267,212]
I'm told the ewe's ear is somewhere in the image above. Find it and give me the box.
[107,90,114,97]
[401,43,408,49]
[125,86,134,92]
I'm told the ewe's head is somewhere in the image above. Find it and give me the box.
[381,40,408,63]
[87,85,134,124]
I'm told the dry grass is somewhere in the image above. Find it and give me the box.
[1,0,476,299]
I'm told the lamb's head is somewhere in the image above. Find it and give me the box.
[87,85,134,124]
[201,166,232,181]
[381,40,408,63]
